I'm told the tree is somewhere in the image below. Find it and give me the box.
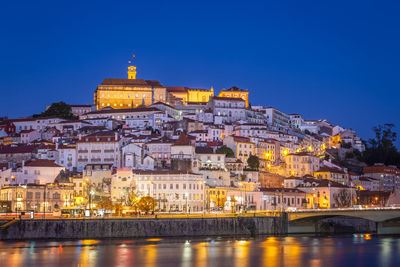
[362,124,400,167]
[127,188,140,213]
[231,196,238,213]
[247,155,259,170]
[33,101,77,119]
[97,197,113,210]
[334,189,353,208]
[217,145,234,158]
[137,196,156,214]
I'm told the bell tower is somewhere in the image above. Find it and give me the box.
[127,54,136,79]
[128,65,136,79]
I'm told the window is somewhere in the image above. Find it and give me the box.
[35,192,41,199]
[27,192,33,199]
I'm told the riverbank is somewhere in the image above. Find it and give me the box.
[0,215,380,241]
[0,216,287,240]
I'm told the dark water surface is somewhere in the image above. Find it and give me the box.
[0,235,400,267]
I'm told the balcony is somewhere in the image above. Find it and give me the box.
[78,150,88,153]
[104,158,114,162]
[104,149,115,153]
[91,150,101,153]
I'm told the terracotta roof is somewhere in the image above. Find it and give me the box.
[195,146,214,154]
[212,96,245,102]
[0,145,37,154]
[174,132,191,146]
[131,170,200,175]
[233,136,251,143]
[298,177,349,188]
[20,129,36,134]
[316,166,346,174]
[221,86,248,92]
[100,79,163,87]
[85,107,160,115]
[25,159,62,168]
[260,188,306,193]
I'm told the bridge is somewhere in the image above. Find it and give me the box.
[287,208,400,234]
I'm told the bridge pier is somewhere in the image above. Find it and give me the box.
[377,221,400,235]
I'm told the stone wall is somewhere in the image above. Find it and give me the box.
[0,216,285,240]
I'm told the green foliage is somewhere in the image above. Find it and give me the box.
[217,145,234,158]
[33,101,77,119]
[247,155,260,170]
[362,124,400,167]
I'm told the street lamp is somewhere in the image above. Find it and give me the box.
[185,193,189,214]
[89,190,94,216]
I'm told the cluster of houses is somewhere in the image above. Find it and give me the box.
[0,70,398,215]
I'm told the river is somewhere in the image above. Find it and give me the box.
[0,235,399,266]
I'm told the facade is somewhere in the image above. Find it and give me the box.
[314,166,350,186]
[218,86,249,107]
[56,145,77,171]
[93,65,167,110]
[260,188,314,211]
[363,164,400,192]
[166,87,214,105]
[111,169,205,212]
[297,178,356,209]
[284,152,320,177]
[0,184,74,212]
[223,136,255,166]
[11,159,65,185]
[209,96,246,123]
[264,107,290,128]
[70,104,92,116]
[76,131,122,172]
[20,129,41,144]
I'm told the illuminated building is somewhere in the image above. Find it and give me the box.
[218,86,249,107]
[166,87,214,105]
[94,64,167,110]
[314,166,350,186]
[284,152,320,177]
[0,184,74,212]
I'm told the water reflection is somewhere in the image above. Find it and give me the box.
[0,235,399,266]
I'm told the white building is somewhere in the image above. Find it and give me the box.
[76,131,122,172]
[111,169,205,212]
[209,96,246,123]
[11,159,65,185]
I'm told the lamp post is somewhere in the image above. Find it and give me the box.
[89,190,94,216]
[185,193,189,214]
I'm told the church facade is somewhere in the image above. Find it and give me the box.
[94,64,167,110]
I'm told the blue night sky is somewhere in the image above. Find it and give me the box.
[1,0,399,142]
